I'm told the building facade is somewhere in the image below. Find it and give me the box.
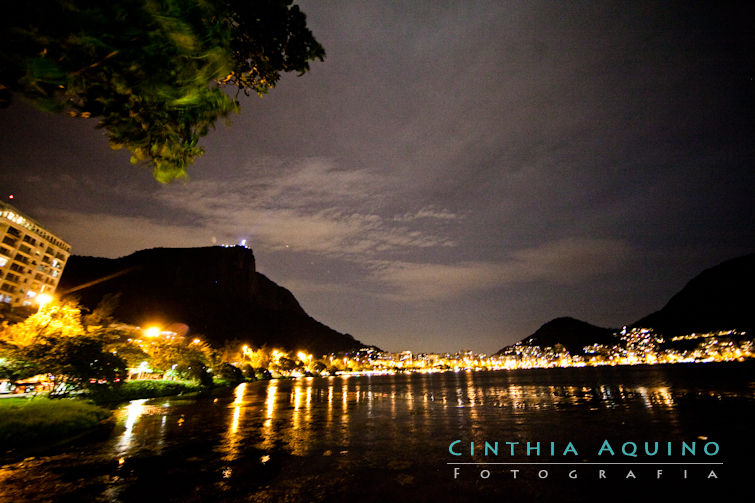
[0,201,71,306]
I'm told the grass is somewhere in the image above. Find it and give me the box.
[1,379,213,454]
[85,379,203,405]
[0,397,112,450]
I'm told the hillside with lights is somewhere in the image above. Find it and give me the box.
[495,253,755,363]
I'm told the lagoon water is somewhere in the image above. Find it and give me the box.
[1,362,753,502]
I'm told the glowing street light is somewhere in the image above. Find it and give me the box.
[35,293,54,308]
[144,326,161,338]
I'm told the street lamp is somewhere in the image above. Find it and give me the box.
[144,326,161,338]
[35,293,54,313]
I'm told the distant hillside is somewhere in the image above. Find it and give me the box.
[58,246,366,355]
[496,317,616,355]
[496,253,755,354]
[633,253,755,337]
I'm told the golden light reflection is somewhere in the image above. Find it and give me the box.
[292,382,303,435]
[367,387,373,416]
[637,386,652,408]
[340,379,350,450]
[599,384,612,405]
[566,386,580,406]
[230,383,247,434]
[508,385,524,410]
[327,383,333,409]
[260,379,279,450]
[224,383,247,462]
[123,399,147,434]
[466,376,476,407]
[287,380,319,456]
[233,382,246,406]
[420,375,431,433]
[158,414,167,452]
[305,384,313,424]
[266,380,277,419]
[116,399,148,456]
[293,383,303,411]
[441,375,448,405]
[342,381,349,412]
[655,386,675,407]
[230,406,241,435]
[390,380,396,417]
[466,374,479,422]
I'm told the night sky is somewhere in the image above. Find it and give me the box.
[1,1,753,353]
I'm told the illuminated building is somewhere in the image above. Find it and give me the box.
[0,201,71,306]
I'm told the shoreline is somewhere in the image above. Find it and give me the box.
[0,381,242,462]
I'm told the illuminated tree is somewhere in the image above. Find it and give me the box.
[22,333,126,397]
[216,339,245,366]
[0,300,86,346]
[0,0,324,182]
[247,346,273,370]
[131,332,214,381]
[311,360,327,375]
[0,299,126,396]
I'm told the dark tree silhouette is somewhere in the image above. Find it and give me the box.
[0,0,325,181]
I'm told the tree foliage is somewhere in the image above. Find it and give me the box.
[216,362,244,384]
[22,333,126,397]
[0,300,126,396]
[0,0,324,182]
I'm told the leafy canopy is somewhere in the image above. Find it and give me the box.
[0,0,325,182]
[0,300,126,396]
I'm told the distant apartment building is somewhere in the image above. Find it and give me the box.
[0,201,71,306]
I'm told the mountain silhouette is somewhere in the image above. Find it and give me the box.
[496,253,754,353]
[58,246,366,355]
[496,317,616,355]
[632,253,754,337]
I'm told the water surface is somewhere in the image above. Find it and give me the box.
[1,362,752,502]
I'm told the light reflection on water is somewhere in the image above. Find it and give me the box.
[222,382,247,463]
[259,379,277,451]
[206,368,745,458]
[114,398,166,459]
[0,364,752,502]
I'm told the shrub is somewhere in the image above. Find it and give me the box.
[86,379,201,404]
[217,362,244,384]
